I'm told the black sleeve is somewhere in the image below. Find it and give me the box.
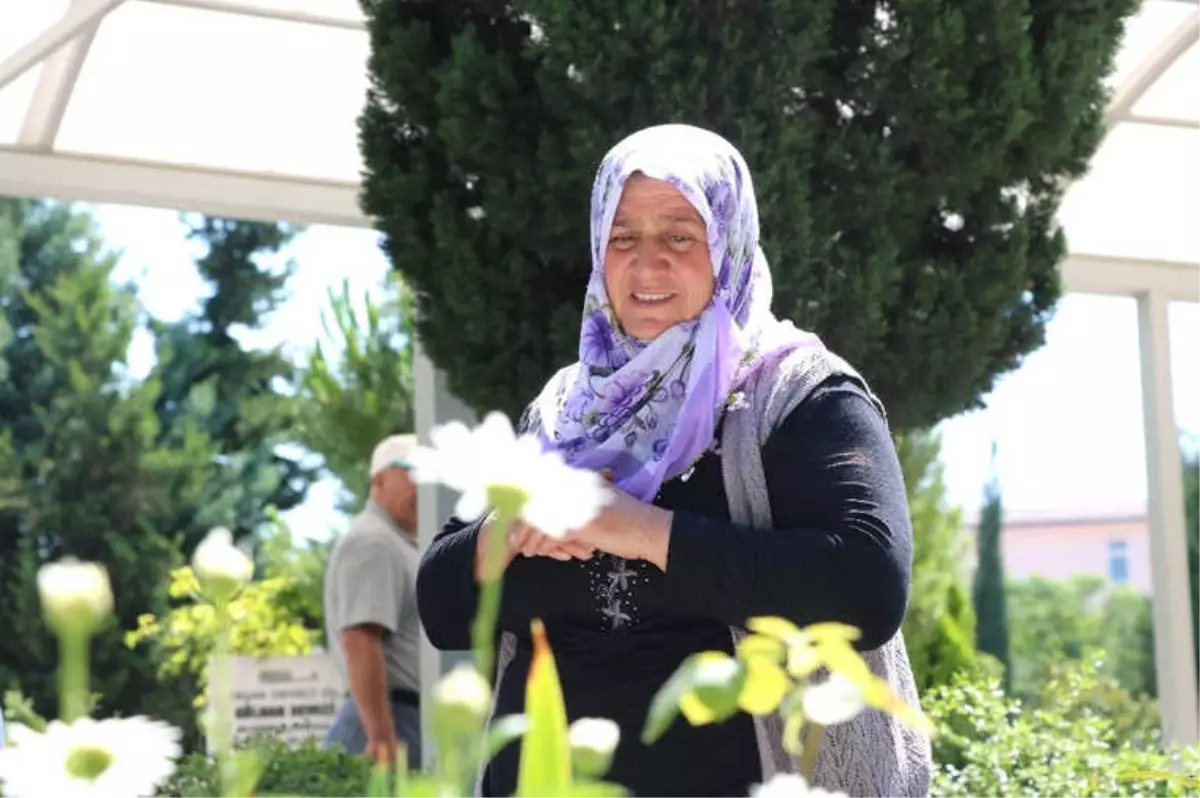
[660,380,913,650]
[415,514,589,651]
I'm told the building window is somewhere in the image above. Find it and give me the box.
[1108,540,1129,585]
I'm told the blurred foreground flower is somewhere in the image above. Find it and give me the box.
[567,717,620,778]
[192,526,254,604]
[752,773,848,798]
[0,716,181,797]
[38,559,113,638]
[432,664,492,736]
[801,673,865,725]
[410,411,610,536]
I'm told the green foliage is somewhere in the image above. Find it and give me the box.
[150,216,316,545]
[972,456,1011,685]
[894,430,978,692]
[124,565,318,706]
[156,739,373,797]
[643,617,933,778]
[926,656,1195,797]
[0,198,218,742]
[295,275,414,512]
[1007,575,1157,700]
[1182,439,1198,682]
[256,508,330,640]
[359,0,1136,429]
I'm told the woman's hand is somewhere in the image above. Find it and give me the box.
[473,517,594,582]
[514,524,596,561]
[562,484,673,571]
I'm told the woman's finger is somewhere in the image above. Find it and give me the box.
[520,531,549,558]
[508,522,534,553]
[534,534,563,558]
[557,540,595,560]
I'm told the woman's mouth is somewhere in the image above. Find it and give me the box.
[632,292,676,305]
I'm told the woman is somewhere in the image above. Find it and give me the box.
[417,124,931,797]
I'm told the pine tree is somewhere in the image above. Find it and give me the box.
[358,0,1136,429]
[295,275,415,512]
[0,198,219,736]
[149,216,316,546]
[973,442,1012,688]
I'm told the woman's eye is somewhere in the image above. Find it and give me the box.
[669,235,696,246]
[610,235,636,247]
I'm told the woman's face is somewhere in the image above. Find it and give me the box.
[604,174,715,341]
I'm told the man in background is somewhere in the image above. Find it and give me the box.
[322,434,422,768]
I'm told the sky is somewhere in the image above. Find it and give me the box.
[92,203,1199,542]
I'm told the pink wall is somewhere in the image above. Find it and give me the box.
[963,514,1152,594]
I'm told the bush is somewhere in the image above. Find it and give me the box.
[1007,576,1156,700]
[124,565,319,707]
[895,430,979,692]
[156,739,372,798]
[926,656,1194,798]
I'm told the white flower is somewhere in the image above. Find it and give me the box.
[192,526,254,602]
[37,559,113,637]
[752,773,848,797]
[0,716,181,797]
[801,673,865,726]
[410,411,610,537]
[432,664,492,735]
[568,717,620,777]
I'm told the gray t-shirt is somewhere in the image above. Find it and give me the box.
[324,502,421,694]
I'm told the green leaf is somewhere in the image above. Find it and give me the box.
[641,655,700,744]
[687,652,746,724]
[738,656,791,716]
[227,749,264,798]
[486,713,531,761]
[517,620,572,797]
[366,762,392,798]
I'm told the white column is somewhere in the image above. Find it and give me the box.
[1136,290,1199,747]
[414,338,476,768]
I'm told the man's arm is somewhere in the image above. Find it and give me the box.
[341,623,395,763]
[329,534,405,763]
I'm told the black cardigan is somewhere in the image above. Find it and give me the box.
[416,375,913,797]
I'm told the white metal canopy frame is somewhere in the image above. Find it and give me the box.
[1,0,1197,749]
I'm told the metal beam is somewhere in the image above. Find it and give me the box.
[140,0,365,30]
[0,148,368,227]
[0,0,128,93]
[1137,290,1200,747]
[1107,10,1199,128]
[1123,113,1199,131]
[18,0,104,150]
[414,342,477,771]
[1060,253,1199,302]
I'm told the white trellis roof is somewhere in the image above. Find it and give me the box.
[0,0,1196,294]
[0,0,368,226]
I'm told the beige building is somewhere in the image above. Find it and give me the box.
[961,505,1152,595]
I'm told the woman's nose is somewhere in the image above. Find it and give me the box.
[633,239,670,270]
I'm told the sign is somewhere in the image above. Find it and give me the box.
[215,653,345,750]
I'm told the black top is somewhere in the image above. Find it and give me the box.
[416,375,913,797]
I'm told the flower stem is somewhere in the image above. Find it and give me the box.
[472,512,513,679]
[58,631,89,723]
[211,598,237,797]
[801,721,823,784]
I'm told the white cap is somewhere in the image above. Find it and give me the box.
[369,434,417,477]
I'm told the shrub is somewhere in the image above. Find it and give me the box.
[926,656,1195,798]
[124,565,318,707]
[156,739,371,798]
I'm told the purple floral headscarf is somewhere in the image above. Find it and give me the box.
[536,124,822,501]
